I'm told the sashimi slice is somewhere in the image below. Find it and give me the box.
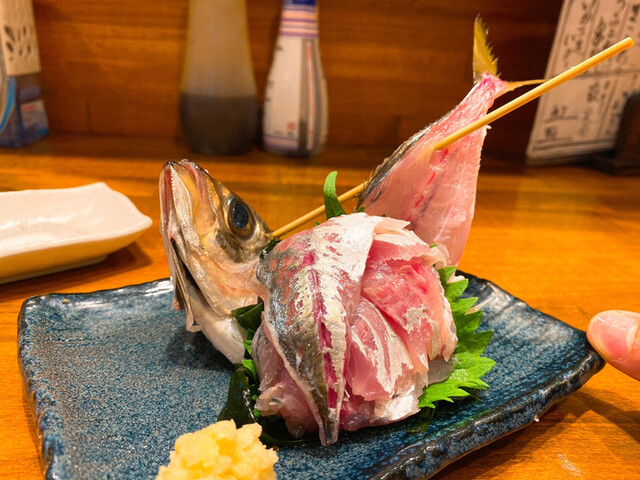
[362,254,456,373]
[345,297,414,401]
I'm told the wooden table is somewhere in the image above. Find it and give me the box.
[1,135,639,479]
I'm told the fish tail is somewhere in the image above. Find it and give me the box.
[473,16,545,92]
[473,16,499,82]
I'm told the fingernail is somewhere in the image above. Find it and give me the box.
[588,310,638,361]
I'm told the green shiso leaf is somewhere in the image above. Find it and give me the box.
[451,296,479,316]
[438,266,457,284]
[217,365,258,427]
[232,299,264,338]
[444,277,468,302]
[261,238,280,258]
[243,339,253,356]
[456,309,483,339]
[323,171,347,219]
[242,358,258,383]
[417,268,495,411]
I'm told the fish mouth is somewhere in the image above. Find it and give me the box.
[161,160,217,233]
[160,160,213,319]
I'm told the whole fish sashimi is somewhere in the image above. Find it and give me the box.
[157,18,514,447]
[160,160,272,364]
[358,19,513,266]
[251,213,455,445]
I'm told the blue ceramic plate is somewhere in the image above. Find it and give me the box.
[19,275,604,480]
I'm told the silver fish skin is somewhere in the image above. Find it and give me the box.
[160,159,272,364]
[251,213,381,446]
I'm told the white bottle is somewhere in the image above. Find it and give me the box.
[262,0,328,157]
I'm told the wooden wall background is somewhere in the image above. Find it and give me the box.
[32,0,562,157]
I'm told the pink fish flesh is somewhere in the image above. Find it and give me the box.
[358,73,508,266]
[251,213,456,445]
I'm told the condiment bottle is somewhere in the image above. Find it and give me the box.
[0,0,49,147]
[262,0,328,157]
[180,0,258,155]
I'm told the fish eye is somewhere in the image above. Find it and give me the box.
[233,202,249,229]
[228,197,254,237]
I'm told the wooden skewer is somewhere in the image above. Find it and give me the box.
[272,37,634,239]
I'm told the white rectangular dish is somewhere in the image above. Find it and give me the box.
[0,183,152,284]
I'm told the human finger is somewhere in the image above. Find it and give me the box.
[587,310,640,381]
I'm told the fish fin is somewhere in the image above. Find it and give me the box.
[500,78,547,93]
[473,16,546,91]
[473,16,499,82]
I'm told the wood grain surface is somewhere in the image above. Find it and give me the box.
[1,134,639,479]
[32,0,562,155]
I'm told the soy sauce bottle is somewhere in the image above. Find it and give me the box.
[262,0,328,157]
[180,0,258,155]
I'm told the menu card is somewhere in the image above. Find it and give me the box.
[526,0,640,164]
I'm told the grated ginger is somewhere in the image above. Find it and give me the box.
[156,420,278,480]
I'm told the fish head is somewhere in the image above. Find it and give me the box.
[160,159,272,331]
